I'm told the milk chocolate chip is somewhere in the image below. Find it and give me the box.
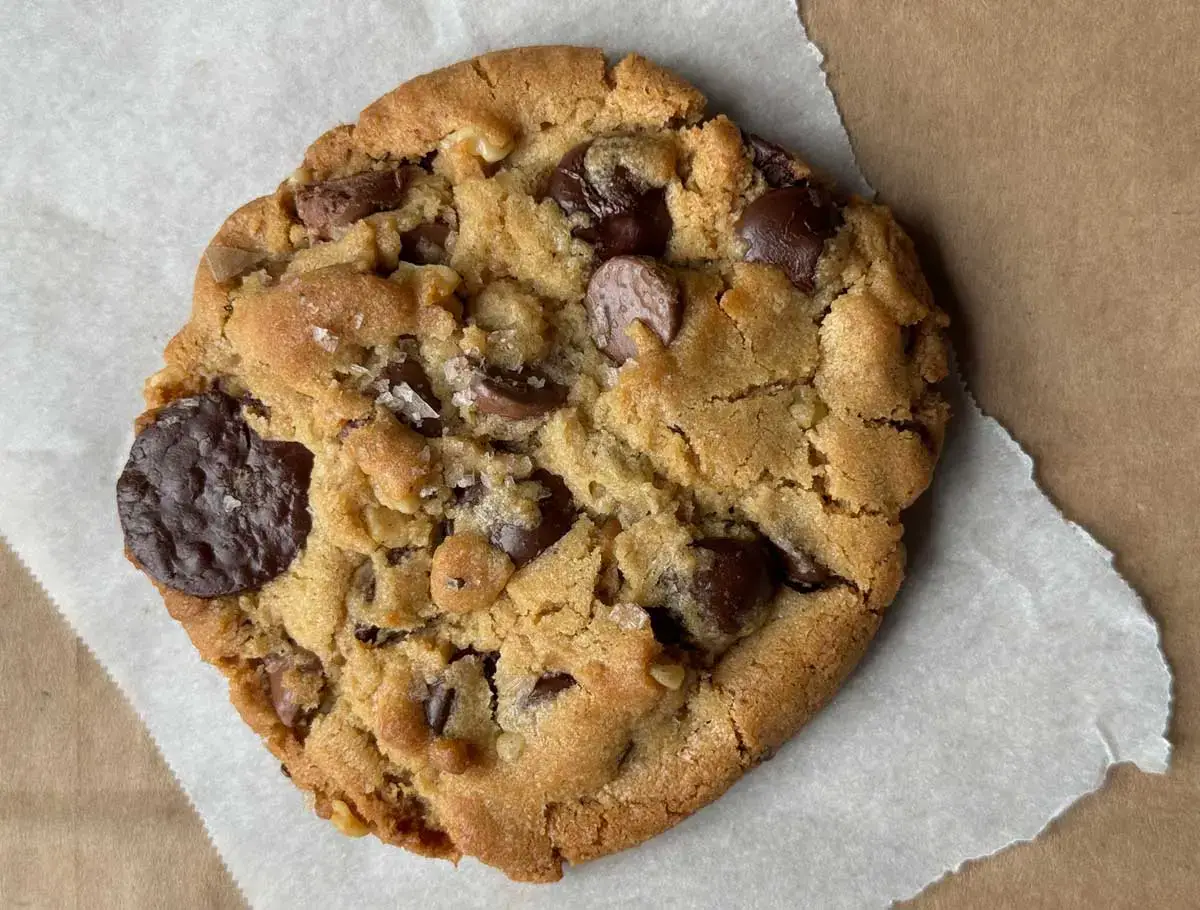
[295,168,406,238]
[584,255,682,363]
[491,470,576,566]
[548,141,671,260]
[735,184,840,292]
[471,368,567,419]
[117,391,313,598]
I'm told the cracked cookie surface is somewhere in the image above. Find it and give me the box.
[118,45,948,882]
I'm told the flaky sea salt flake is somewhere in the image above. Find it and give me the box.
[311,326,339,352]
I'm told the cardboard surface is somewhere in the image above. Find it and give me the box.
[2,1,1197,906]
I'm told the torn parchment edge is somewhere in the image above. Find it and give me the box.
[795,5,1172,883]
[889,366,1173,905]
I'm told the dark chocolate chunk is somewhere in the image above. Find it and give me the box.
[589,190,671,260]
[585,255,682,363]
[735,184,840,292]
[524,671,577,707]
[746,133,803,188]
[768,539,829,590]
[377,358,443,437]
[424,680,456,736]
[471,368,567,419]
[490,470,576,566]
[294,168,406,238]
[690,537,774,635]
[400,222,452,265]
[547,141,672,260]
[117,391,313,598]
[546,143,593,214]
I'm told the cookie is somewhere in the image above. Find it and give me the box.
[117,46,949,882]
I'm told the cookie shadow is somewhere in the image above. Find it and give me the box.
[868,221,970,652]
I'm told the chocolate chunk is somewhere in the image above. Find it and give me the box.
[768,539,829,590]
[735,184,840,292]
[471,368,567,419]
[690,538,774,635]
[746,133,803,188]
[377,358,443,437]
[546,143,593,215]
[547,141,672,260]
[525,671,576,706]
[117,391,314,598]
[204,244,265,283]
[424,680,456,736]
[587,191,672,260]
[400,222,452,265]
[585,255,682,363]
[264,651,321,729]
[294,168,406,238]
[491,470,576,566]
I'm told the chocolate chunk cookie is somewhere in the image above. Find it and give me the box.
[119,46,949,883]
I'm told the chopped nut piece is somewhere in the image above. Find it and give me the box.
[441,126,514,163]
[648,662,686,690]
[495,731,525,763]
[329,799,369,837]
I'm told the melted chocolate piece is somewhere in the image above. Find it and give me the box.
[689,537,774,635]
[117,391,313,597]
[490,470,576,566]
[548,141,672,260]
[472,368,567,419]
[735,184,840,292]
[745,133,803,188]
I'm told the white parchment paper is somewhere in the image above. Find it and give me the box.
[0,1,1171,908]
